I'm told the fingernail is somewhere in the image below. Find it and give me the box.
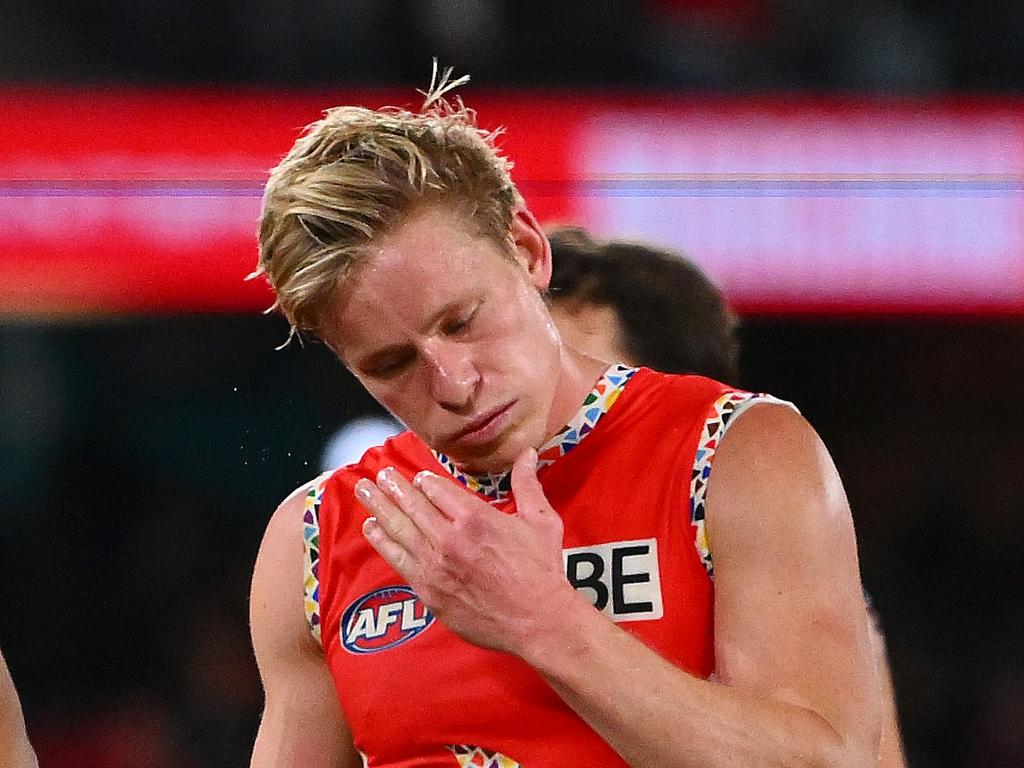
[377,467,401,495]
[413,470,436,489]
[355,480,373,501]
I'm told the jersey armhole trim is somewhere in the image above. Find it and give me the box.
[303,478,328,646]
[690,392,797,581]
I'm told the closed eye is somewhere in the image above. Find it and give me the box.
[364,349,416,379]
[441,304,480,336]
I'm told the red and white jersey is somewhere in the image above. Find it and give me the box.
[301,365,789,767]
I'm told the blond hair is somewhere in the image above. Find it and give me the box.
[255,66,522,337]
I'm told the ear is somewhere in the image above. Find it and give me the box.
[509,207,552,291]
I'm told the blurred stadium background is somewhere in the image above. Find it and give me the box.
[1,2,1022,766]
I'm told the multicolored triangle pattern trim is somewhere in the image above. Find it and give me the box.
[690,391,795,579]
[447,744,522,768]
[433,364,637,501]
[303,479,328,645]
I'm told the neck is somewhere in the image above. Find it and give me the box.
[543,346,612,445]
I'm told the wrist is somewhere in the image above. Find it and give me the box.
[514,585,603,673]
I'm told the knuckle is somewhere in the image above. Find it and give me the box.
[391,548,408,571]
[458,513,487,540]
[435,539,467,574]
[388,514,413,540]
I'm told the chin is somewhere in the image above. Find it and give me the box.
[450,450,513,476]
[447,439,522,475]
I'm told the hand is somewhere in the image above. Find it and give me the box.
[354,448,578,656]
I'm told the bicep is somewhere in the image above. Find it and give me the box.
[250,491,361,768]
[705,404,880,753]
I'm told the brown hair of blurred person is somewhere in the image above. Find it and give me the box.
[547,226,740,385]
[0,651,38,768]
[545,226,907,768]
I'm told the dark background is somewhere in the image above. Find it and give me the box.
[2,0,1023,93]
[1,2,1022,766]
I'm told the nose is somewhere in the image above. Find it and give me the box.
[421,340,480,412]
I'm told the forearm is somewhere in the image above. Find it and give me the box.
[522,595,867,768]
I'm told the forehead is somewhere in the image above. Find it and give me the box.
[324,207,513,347]
[379,206,497,277]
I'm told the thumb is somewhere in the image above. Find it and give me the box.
[510,447,551,517]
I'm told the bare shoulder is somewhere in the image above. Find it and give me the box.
[707,402,850,544]
[250,474,360,767]
[250,476,324,651]
[253,472,331,591]
[706,401,860,603]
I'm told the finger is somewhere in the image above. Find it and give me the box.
[374,466,450,548]
[412,469,483,525]
[510,448,552,518]
[361,516,421,582]
[355,476,428,556]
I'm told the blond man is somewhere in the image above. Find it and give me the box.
[249,71,881,767]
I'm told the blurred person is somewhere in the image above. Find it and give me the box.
[0,650,37,768]
[249,69,880,767]
[545,226,907,768]
[546,225,740,384]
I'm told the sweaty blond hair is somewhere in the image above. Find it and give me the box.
[255,66,522,337]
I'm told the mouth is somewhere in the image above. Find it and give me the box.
[447,401,518,448]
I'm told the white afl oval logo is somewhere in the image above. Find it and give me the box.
[341,585,434,654]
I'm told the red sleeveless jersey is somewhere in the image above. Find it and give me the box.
[306,367,776,766]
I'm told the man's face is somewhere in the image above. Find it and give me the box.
[320,205,563,474]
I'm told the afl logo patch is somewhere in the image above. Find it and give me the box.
[341,585,434,654]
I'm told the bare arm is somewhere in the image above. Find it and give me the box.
[0,650,37,768]
[250,483,362,768]
[697,403,880,765]
[357,406,880,768]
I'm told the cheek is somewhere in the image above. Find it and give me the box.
[356,380,412,423]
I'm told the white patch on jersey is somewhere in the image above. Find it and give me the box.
[562,537,663,621]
